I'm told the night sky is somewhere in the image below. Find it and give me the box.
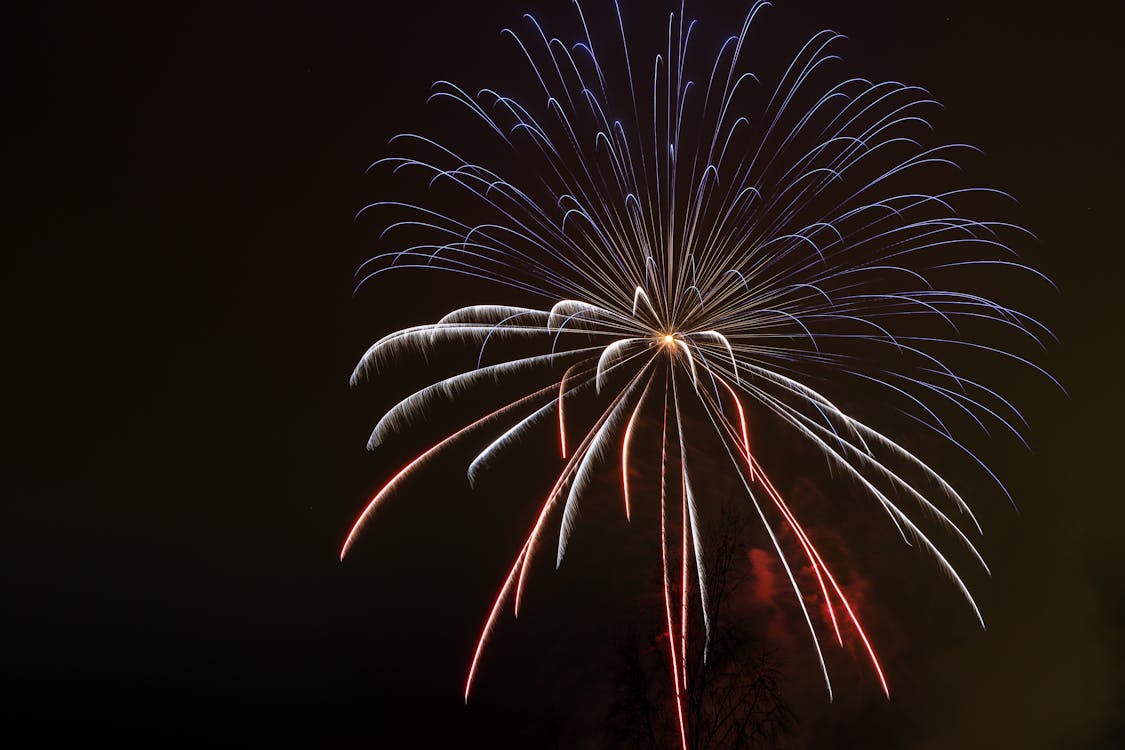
[6,1,1123,747]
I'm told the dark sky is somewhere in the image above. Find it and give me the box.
[6,1,1123,747]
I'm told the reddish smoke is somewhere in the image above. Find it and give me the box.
[746,546,797,648]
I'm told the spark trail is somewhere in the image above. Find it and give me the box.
[341,2,1053,743]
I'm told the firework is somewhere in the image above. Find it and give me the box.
[340,0,1054,735]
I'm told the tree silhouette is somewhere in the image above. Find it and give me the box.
[607,504,795,750]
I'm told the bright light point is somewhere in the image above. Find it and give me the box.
[664,334,675,344]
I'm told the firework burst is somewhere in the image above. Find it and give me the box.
[340,0,1055,734]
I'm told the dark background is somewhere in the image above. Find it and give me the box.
[5,1,1122,747]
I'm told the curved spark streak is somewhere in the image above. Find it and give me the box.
[621,384,649,521]
[753,457,891,698]
[558,362,583,457]
[672,375,713,655]
[659,381,690,750]
[344,0,1053,722]
[341,382,560,560]
[558,363,655,565]
[709,374,889,692]
[714,375,840,642]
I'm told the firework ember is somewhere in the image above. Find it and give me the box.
[340,1,1055,735]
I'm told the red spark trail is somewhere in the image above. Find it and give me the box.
[515,361,655,611]
[464,359,658,702]
[558,362,583,459]
[659,379,689,750]
[753,459,891,697]
[464,542,528,703]
[620,390,647,521]
[340,383,564,560]
[680,464,689,690]
[713,376,843,643]
[710,375,888,695]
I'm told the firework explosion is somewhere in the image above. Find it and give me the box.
[341,0,1055,737]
